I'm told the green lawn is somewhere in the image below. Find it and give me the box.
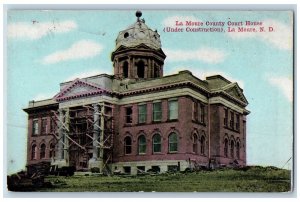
[37,167,291,192]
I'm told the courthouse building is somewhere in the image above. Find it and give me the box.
[23,11,250,175]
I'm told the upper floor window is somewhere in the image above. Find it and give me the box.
[138,135,146,154]
[125,107,133,124]
[50,118,55,133]
[138,104,147,124]
[200,104,205,123]
[169,132,178,153]
[137,60,145,78]
[152,134,162,153]
[168,99,178,120]
[124,136,132,155]
[154,65,160,78]
[153,102,162,122]
[230,111,234,129]
[41,118,47,134]
[123,61,129,78]
[236,114,240,131]
[192,101,198,121]
[32,119,39,135]
[224,108,228,127]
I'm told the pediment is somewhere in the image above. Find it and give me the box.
[54,79,109,101]
[224,83,248,105]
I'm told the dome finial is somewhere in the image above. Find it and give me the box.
[136,10,142,22]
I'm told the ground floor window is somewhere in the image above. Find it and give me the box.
[224,139,229,157]
[200,136,205,155]
[124,136,132,155]
[230,140,235,158]
[31,144,37,160]
[152,134,162,153]
[40,143,46,159]
[169,132,178,152]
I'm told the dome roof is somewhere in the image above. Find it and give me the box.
[115,13,162,50]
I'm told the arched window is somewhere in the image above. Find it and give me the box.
[236,142,240,159]
[124,136,132,154]
[138,135,146,154]
[200,136,205,155]
[224,139,228,158]
[154,65,160,78]
[31,144,37,160]
[152,134,161,153]
[230,140,235,158]
[40,143,46,159]
[192,134,198,153]
[49,143,55,158]
[123,61,129,78]
[137,60,145,78]
[169,132,178,152]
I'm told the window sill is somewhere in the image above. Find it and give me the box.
[168,151,178,154]
[224,126,240,133]
[192,120,206,126]
[166,119,178,123]
[152,152,163,155]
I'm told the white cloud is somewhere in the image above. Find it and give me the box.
[8,20,77,40]
[33,92,56,101]
[165,67,244,88]
[164,48,226,64]
[268,76,293,102]
[162,15,200,27]
[227,19,293,50]
[42,40,103,64]
[64,69,107,82]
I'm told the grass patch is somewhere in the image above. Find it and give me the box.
[37,167,291,192]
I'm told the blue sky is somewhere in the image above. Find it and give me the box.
[6,10,293,174]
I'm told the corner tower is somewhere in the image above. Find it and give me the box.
[111,11,166,80]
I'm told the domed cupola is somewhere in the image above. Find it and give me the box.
[111,11,166,80]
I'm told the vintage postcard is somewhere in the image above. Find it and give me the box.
[6,9,294,193]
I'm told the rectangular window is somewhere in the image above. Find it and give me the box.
[32,119,39,135]
[224,108,228,127]
[125,107,133,124]
[41,118,47,134]
[200,104,205,123]
[236,114,240,131]
[153,102,162,122]
[168,99,178,120]
[230,111,234,128]
[192,101,198,121]
[50,118,55,133]
[138,104,147,124]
